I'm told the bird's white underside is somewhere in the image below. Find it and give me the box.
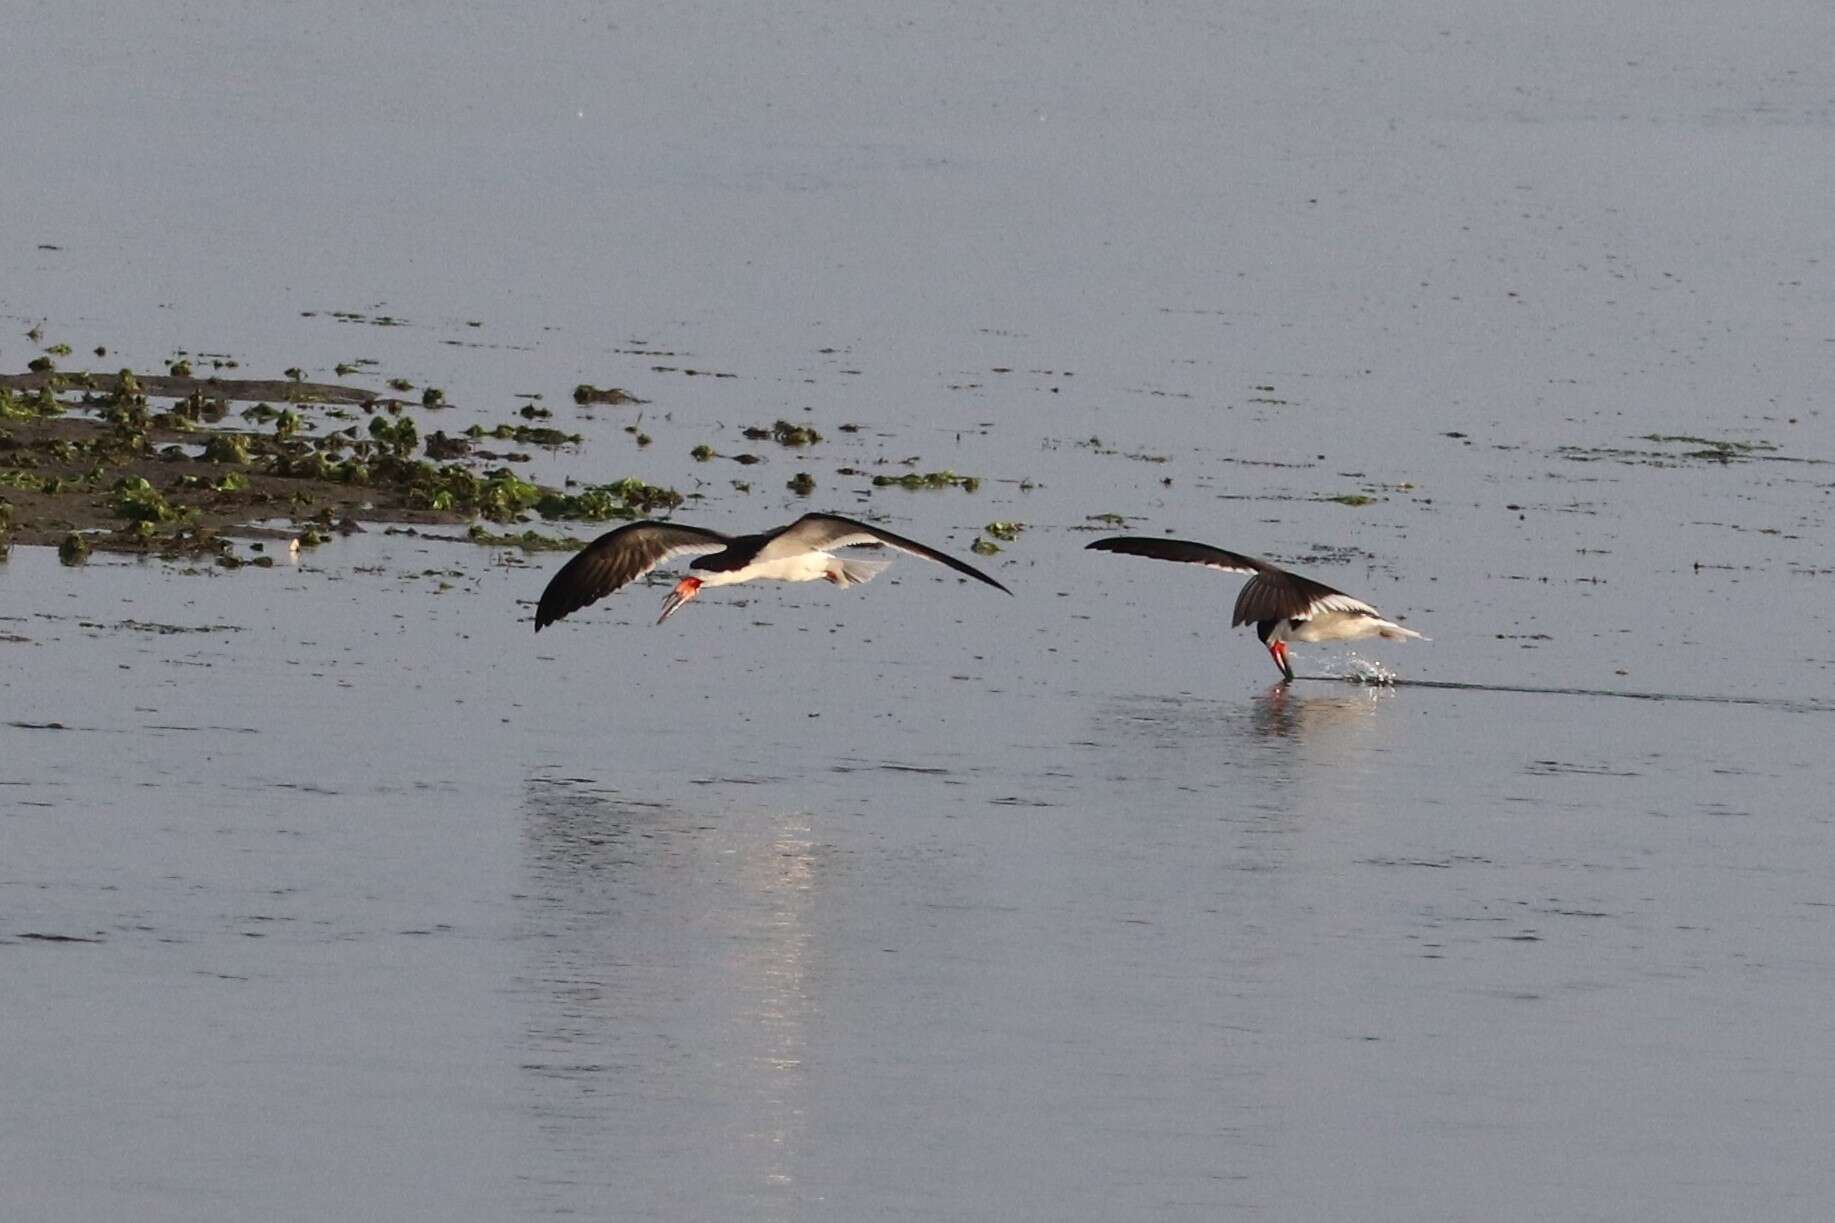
[1278,610,1423,644]
[700,552,851,587]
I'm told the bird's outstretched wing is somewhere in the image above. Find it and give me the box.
[1085,535,1367,627]
[765,513,1011,594]
[1085,536,1275,575]
[534,521,731,631]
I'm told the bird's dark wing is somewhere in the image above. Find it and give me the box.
[1231,575,1375,628]
[1086,536,1368,627]
[1085,535,1281,574]
[763,512,1011,594]
[534,521,731,631]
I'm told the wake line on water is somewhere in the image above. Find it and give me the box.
[1296,674,1835,715]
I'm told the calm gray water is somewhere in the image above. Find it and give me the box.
[5,2,1834,1220]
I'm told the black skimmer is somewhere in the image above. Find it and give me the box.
[1087,536,1423,680]
[534,512,1011,631]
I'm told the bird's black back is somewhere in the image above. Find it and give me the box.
[689,531,773,573]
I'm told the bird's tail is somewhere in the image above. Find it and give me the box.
[1374,620,1426,642]
[827,557,892,588]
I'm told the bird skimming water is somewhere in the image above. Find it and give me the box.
[535,512,1010,631]
[1087,536,1422,680]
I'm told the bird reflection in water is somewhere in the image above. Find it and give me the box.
[1252,680,1394,740]
[1095,682,1393,755]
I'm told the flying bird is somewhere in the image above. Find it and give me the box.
[1087,536,1423,680]
[535,512,1011,631]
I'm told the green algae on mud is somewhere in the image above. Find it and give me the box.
[0,369,682,562]
[462,526,589,552]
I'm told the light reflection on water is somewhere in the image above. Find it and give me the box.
[515,776,826,1216]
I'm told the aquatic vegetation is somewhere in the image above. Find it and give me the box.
[58,532,89,564]
[1558,434,1786,467]
[745,419,822,447]
[425,431,472,460]
[690,444,715,461]
[110,476,191,525]
[983,521,1025,541]
[872,470,981,492]
[573,384,643,406]
[465,525,587,552]
[1324,493,1377,507]
[367,414,418,456]
[0,470,55,492]
[164,389,228,426]
[787,472,816,496]
[1643,434,1778,461]
[970,537,1001,555]
[1,388,54,420]
[203,433,252,464]
[389,463,540,520]
[464,423,582,447]
[175,471,250,494]
[534,477,682,522]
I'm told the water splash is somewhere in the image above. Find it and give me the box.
[1333,653,1400,686]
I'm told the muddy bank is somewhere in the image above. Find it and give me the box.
[0,369,672,564]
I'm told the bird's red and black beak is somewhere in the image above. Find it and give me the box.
[1268,640,1294,682]
[657,577,702,624]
